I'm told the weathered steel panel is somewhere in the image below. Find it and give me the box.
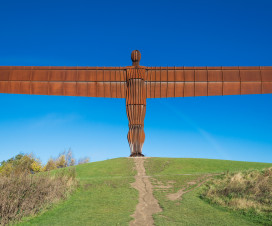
[184,70,194,81]
[175,83,184,97]
[167,70,175,82]
[160,82,167,98]
[63,82,77,96]
[195,82,208,96]
[0,81,9,93]
[11,70,30,81]
[32,70,48,81]
[49,82,63,96]
[240,70,261,82]
[77,82,88,97]
[166,82,175,97]
[184,82,194,97]
[195,70,208,82]
[208,70,222,82]
[262,70,272,82]
[263,82,272,94]
[241,82,262,95]
[65,70,77,81]
[50,70,66,81]
[10,81,20,94]
[208,82,222,96]
[223,70,240,82]
[32,82,48,95]
[223,82,240,95]
[175,70,184,82]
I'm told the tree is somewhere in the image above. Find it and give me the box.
[56,155,66,168]
[78,157,90,165]
[31,161,42,173]
[44,158,57,171]
[65,149,76,167]
[0,154,42,175]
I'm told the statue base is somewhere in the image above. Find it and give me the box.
[130,152,145,157]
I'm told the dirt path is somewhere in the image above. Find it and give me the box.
[167,174,222,201]
[130,157,162,226]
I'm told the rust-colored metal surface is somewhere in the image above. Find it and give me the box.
[0,67,127,97]
[145,66,272,97]
[0,51,271,156]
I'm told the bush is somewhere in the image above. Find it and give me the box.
[201,167,272,224]
[44,149,77,170]
[56,155,67,168]
[0,150,87,174]
[0,150,90,225]
[44,158,57,171]
[0,168,78,225]
[0,154,42,176]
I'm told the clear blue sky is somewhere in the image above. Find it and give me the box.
[0,0,271,163]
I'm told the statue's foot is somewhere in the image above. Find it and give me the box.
[130,152,145,157]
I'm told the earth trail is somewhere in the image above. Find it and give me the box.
[167,173,222,201]
[130,157,162,226]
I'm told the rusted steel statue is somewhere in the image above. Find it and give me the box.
[0,50,271,156]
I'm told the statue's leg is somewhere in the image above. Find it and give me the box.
[126,78,146,157]
[127,105,146,157]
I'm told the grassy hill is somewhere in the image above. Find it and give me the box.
[144,158,272,226]
[18,157,272,225]
[19,158,138,226]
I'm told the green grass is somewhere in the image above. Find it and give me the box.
[144,158,272,225]
[145,158,272,176]
[18,158,138,226]
[16,157,272,225]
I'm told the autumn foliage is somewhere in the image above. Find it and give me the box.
[0,150,89,225]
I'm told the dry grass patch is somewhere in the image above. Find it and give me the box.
[0,169,78,225]
[201,167,272,224]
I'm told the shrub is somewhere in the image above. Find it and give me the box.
[56,155,67,168]
[1,151,89,175]
[201,168,272,224]
[0,168,78,225]
[0,154,42,176]
[31,161,42,173]
[0,151,90,224]
[44,158,57,171]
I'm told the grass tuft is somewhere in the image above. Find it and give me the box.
[201,167,272,224]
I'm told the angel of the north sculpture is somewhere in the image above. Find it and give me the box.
[0,50,272,157]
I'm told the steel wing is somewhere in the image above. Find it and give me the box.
[0,66,127,98]
[145,66,272,98]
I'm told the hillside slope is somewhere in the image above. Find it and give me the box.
[19,158,138,226]
[18,157,272,225]
[144,158,272,225]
